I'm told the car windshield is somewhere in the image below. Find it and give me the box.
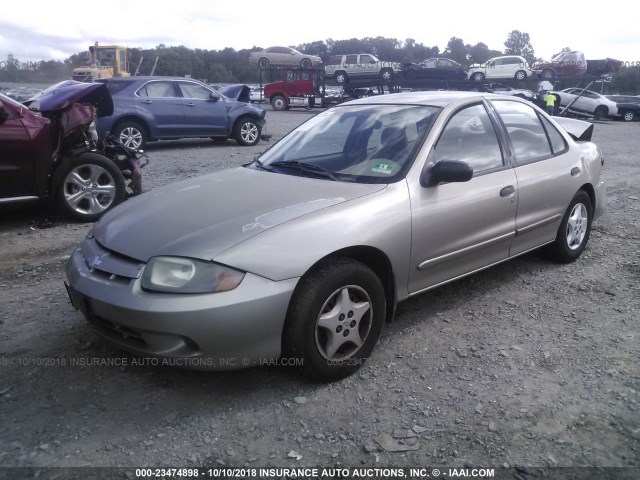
[255,104,440,184]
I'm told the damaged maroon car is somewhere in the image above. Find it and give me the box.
[0,80,146,222]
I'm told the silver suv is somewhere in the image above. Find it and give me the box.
[325,54,401,84]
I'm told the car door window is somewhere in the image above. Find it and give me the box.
[492,100,553,162]
[433,103,504,173]
[345,55,357,65]
[424,59,437,68]
[539,115,568,155]
[137,81,176,98]
[178,82,213,100]
[359,55,375,65]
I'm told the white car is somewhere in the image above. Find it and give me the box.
[468,55,533,82]
[552,88,619,119]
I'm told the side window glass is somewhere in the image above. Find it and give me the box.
[540,115,568,155]
[178,82,212,99]
[138,81,175,98]
[433,104,503,173]
[345,55,357,65]
[492,100,552,162]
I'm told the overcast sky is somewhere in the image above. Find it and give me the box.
[1,0,638,65]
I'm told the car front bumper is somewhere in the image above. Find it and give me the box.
[65,245,299,370]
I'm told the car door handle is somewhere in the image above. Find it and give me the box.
[184,102,195,107]
[500,185,516,197]
[141,100,152,104]
[571,167,581,176]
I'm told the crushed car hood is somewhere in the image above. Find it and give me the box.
[93,167,385,262]
[218,84,251,103]
[24,80,113,117]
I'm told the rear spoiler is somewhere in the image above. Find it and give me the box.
[553,117,594,142]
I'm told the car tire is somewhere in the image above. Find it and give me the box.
[270,95,288,111]
[547,190,592,263]
[621,110,635,122]
[300,58,312,69]
[334,71,348,84]
[113,121,147,150]
[258,57,269,69]
[472,72,485,82]
[234,117,261,146]
[283,257,386,382]
[56,153,126,222]
[594,105,608,120]
[541,69,555,80]
[514,70,527,80]
[379,68,393,83]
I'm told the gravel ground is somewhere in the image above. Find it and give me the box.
[0,108,638,478]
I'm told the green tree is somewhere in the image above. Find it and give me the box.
[468,43,502,65]
[443,37,468,65]
[504,30,536,65]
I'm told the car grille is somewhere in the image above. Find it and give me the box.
[80,236,144,284]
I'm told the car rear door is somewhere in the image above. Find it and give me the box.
[0,98,36,198]
[490,100,583,255]
[408,102,517,293]
[176,81,227,136]
[134,80,185,136]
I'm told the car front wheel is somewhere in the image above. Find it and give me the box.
[472,72,485,82]
[380,68,393,82]
[56,153,126,222]
[270,95,287,111]
[514,70,527,80]
[594,106,608,119]
[283,258,386,381]
[234,117,261,146]
[334,71,348,84]
[114,121,147,149]
[548,190,592,263]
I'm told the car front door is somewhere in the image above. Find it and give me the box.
[176,81,227,136]
[134,80,185,136]
[0,99,36,198]
[408,102,517,293]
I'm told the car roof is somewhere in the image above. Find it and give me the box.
[99,76,207,83]
[340,91,506,107]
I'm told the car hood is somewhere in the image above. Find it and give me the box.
[24,80,113,117]
[93,167,386,263]
[218,84,251,103]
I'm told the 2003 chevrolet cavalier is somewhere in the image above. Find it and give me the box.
[65,92,605,381]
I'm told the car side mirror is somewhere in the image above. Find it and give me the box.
[421,160,474,187]
[209,92,221,101]
[0,106,9,125]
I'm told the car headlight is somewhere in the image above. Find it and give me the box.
[141,257,245,294]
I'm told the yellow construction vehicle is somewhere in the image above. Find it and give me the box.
[72,42,130,82]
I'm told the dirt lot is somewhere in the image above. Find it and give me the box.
[0,109,638,478]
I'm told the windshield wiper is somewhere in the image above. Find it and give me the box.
[250,156,273,172]
[269,160,339,181]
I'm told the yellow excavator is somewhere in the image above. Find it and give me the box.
[72,42,131,82]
